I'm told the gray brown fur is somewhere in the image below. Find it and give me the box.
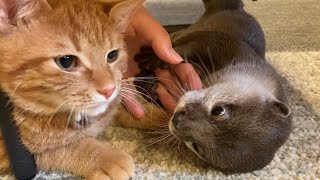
[135,0,292,173]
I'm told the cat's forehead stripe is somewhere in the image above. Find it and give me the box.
[68,33,82,52]
[10,57,52,77]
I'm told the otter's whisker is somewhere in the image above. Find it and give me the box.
[145,133,173,147]
[131,77,185,96]
[195,51,214,85]
[169,138,179,149]
[207,46,216,74]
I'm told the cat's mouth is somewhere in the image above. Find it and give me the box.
[74,113,92,127]
[75,102,114,117]
[72,102,111,126]
[74,90,119,116]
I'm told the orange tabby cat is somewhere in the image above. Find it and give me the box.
[0,0,145,179]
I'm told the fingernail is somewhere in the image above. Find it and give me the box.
[0,10,7,18]
[169,48,183,63]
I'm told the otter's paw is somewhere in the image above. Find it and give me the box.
[134,46,169,103]
[134,46,170,71]
[88,150,135,180]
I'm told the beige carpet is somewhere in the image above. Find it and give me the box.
[3,0,320,179]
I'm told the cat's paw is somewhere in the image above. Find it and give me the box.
[88,150,135,180]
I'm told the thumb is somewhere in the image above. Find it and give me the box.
[131,7,183,64]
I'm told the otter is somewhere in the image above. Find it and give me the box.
[134,0,292,173]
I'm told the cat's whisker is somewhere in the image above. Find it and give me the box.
[47,97,74,127]
[118,91,169,123]
[120,87,154,102]
[125,78,185,101]
[119,89,165,114]
[118,92,150,121]
[121,80,172,120]
[6,81,23,108]
[123,83,182,106]
[120,87,169,113]
[65,105,76,130]
[116,96,133,125]
[118,91,161,126]
[118,92,142,108]
[85,106,89,126]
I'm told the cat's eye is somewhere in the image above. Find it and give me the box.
[211,106,226,116]
[107,49,119,63]
[55,55,78,71]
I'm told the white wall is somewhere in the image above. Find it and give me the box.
[145,0,204,25]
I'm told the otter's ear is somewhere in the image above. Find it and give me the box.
[271,99,291,118]
[99,0,145,33]
[0,0,51,34]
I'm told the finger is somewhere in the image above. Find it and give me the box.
[155,84,177,112]
[131,7,183,64]
[0,1,7,15]
[173,63,203,90]
[155,68,183,100]
[122,84,145,119]
[124,36,146,78]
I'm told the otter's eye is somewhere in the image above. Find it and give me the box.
[211,106,226,116]
[107,49,119,63]
[55,55,77,71]
[192,143,200,152]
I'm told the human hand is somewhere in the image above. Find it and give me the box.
[123,7,202,119]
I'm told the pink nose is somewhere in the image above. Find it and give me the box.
[97,86,116,99]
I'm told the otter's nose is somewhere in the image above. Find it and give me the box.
[172,111,185,128]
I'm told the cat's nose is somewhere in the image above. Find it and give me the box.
[172,111,185,128]
[97,86,116,99]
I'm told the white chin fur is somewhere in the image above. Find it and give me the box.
[82,88,119,117]
[86,103,110,117]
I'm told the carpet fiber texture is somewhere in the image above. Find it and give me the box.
[2,0,320,179]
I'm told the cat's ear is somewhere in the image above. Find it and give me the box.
[99,0,145,33]
[270,97,291,119]
[0,0,14,33]
[0,0,51,34]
